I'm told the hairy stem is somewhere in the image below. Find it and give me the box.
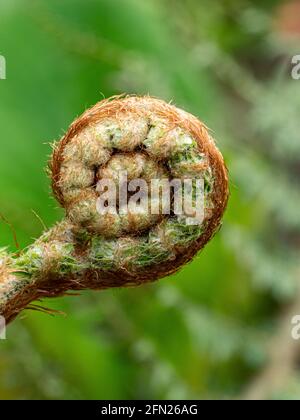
[0,220,129,324]
[0,261,36,324]
[0,221,75,323]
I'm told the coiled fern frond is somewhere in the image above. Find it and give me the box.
[0,95,228,324]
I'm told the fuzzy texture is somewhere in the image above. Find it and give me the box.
[0,95,229,323]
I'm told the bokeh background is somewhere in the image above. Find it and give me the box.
[0,0,300,400]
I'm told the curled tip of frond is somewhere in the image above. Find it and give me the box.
[48,95,229,283]
[1,96,229,324]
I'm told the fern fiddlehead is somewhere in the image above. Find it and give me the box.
[0,95,229,324]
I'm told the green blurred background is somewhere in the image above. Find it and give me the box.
[1,0,300,400]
